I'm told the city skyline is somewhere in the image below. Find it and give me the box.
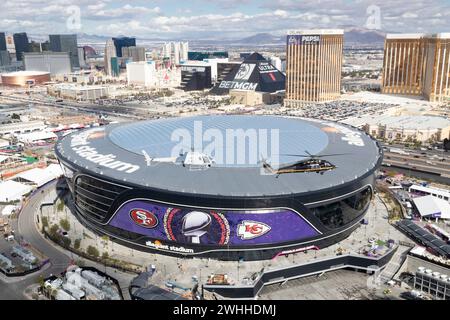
[0,0,449,39]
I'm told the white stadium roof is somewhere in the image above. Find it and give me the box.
[0,180,33,202]
[413,195,450,220]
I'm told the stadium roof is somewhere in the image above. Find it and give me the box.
[57,115,381,197]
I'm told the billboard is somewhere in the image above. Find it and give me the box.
[108,199,319,249]
[181,65,206,73]
[287,35,321,46]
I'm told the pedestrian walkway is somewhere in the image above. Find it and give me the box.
[377,244,412,284]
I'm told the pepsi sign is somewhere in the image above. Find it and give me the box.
[287,35,321,45]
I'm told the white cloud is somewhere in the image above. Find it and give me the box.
[0,0,449,38]
[92,4,160,19]
[402,12,418,19]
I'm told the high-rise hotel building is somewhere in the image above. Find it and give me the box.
[382,33,450,103]
[285,29,344,107]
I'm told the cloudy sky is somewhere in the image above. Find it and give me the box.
[0,0,449,39]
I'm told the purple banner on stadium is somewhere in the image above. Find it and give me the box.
[108,200,319,246]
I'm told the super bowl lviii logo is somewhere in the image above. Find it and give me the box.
[164,208,230,245]
[237,220,271,240]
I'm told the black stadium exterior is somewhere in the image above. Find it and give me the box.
[55,115,383,261]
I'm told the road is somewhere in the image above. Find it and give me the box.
[1,93,145,121]
[0,183,72,299]
[0,181,134,299]
[381,144,450,183]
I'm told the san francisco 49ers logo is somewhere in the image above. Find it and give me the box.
[237,221,271,240]
[130,209,158,228]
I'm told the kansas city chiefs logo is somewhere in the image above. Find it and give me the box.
[130,209,158,228]
[237,221,271,240]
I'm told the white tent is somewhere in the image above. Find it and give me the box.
[45,163,64,178]
[12,164,63,187]
[17,131,57,143]
[0,180,33,202]
[2,205,19,216]
[413,195,450,220]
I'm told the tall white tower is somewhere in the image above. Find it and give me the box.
[104,39,117,76]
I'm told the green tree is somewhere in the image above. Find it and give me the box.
[87,245,99,259]
[37,275,45,288]
[61,237,71,248]
[11,113,20,120]
[41,216,49,228]
[74,239,81,250]
[59,218,70,232]
[102,252,109,261]
[49,224,59,237]
[57,199,65,212]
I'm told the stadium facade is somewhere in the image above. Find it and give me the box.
[55,115,382,261]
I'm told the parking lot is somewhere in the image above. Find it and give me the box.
[287,100,395,121]
[0,236,45,274]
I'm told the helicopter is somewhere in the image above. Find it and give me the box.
[142,147,215,171]
[260,150,348,177]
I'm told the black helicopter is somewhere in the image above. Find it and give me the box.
[261,150,348,177]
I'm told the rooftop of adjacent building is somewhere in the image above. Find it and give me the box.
[386,33,450,39]
[287,29,344,35]
[23,51,70,56]
[363,115,450,130]
[1,70,50,77]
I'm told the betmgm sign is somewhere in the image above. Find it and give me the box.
[218,63,259,91]
[287,35,321,46]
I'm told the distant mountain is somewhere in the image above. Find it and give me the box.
[235,33,283,44]
[231,27,386,46]
[28,26,388,48]
[343,27,386,45]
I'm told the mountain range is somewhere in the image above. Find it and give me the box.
[29,26,388,48]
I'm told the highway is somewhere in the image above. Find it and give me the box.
[1,93,146,121]
[382,144,449,173]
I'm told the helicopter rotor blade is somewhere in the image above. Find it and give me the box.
[279,154,310,158]
[280,153,349,158]
[313,153,349,157]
